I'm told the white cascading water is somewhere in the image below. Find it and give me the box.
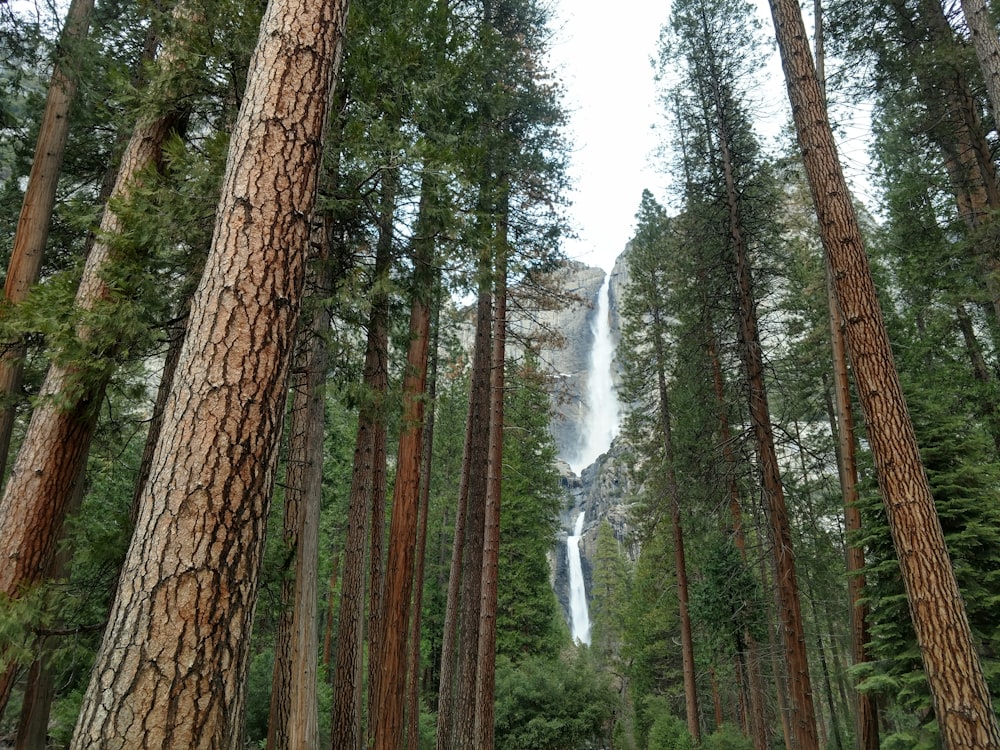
[567,510,591,645]
[565,272,620,645]
[571,273,621,474]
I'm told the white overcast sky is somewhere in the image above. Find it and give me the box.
[547,0,876,274]
[547,0,668,273]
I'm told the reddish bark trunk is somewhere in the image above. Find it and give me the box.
[67,0,349,741]
[768,0,1000,745]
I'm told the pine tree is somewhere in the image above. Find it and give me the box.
[768,0,1000,744]
[68,0,350,741]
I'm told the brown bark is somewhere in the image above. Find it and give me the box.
[267,235,331,750]
[714,66,818,746]
[452,270,493,750]
[13,653,55,750]
[827,268,879,750]
[7,454,86,744]
[474,225,506,750]
[434,379,476,750]
[331,252,390,750]
[366,165,398,750]
[651,304,700,744]
[371,188,436,750]
[706,330,770,750]
[131,318,187,524]
[0,0,95,477]
[68,0,349,742]
[407,298,440,750]
[710,666,724,729]
[960,0,1000,125]
[0,51,188,605]
[767,0,1000,745]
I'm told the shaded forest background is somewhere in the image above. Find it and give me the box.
[1,0,1000,748]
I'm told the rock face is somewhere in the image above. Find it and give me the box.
[451,250,636,631]
[531,250,637,631]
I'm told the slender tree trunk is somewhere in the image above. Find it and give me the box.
[434,376,478,750]
[452,265,493,750]
[331,251,390,750]
[371,179,437,750]
[706,330,770,750]
[0,0,95,478]
[68,0,349,742]
[366,163,398,750]
[651,304,700,744]
[474,216,507,750]
[768,1,1000,745]
[827,270,879,750]
[131,317,187,523]
[267,230,331,750]
[9,458,86,747]
[0,14,192,701]
[719,92,819,750]
[710,666,724,729]
[407,295,440,750]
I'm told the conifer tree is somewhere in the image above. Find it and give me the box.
[768,0,1000,744]
[68,0,350,741]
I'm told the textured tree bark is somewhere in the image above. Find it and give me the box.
[827,267,879,750]
[452,268,493,750]
[0,0,95,478]
[407,300,439,750]
[68,0,349,743]
[473,221,506,750]
[960,0,1000,144]
[0,75,185,609]
[768,0,1000,746]
[267,237,330,750]
[331,254,389,750]
[366,163,398,750]
[371,185,436,750]
[706,330,770,750]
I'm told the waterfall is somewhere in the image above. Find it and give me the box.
[571,273,620,474]
[567,511,591,645]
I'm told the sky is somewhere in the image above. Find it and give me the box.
[547,1,668,274]
[547,1,876,275]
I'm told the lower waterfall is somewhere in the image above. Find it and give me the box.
[568,511,591,645]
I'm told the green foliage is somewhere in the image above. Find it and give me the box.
[497,356,566,660]
[493,651,615,750]
[643,697,694,750]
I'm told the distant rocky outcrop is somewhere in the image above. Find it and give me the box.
[449,250,637,629]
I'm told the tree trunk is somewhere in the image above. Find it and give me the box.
[407,295,440,750]
[331,246,390,750]
[827,268,879,750]
[267,229,331,750]
[960,0,1000,142]
[706,329,771,750]
[444,255,494,750]
[371,178,437,750]
[9,456,86,746]
[68,0,349,743]
[329,151,392,746]
[767,0,1000,745]
[474,218,507,750]
[0,10,191,636]
[652,304,700,744]
[0,0,95,478]
[717,83,818,749]
[366,162,398,750]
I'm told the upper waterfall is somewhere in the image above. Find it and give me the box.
[570,273,621,473]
